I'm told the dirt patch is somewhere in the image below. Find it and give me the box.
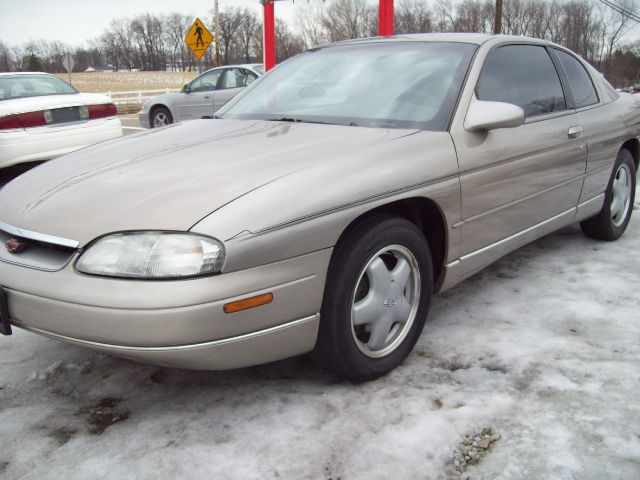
[78,397,130,435]
[444,427,501,479]
[49,426,78,446]
[481,362,509,374]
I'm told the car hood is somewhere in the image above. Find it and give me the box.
[0,93,112,116]
[0,119,422,246]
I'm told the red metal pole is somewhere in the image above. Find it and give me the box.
[378,0,394,36]
[263,1,276,71]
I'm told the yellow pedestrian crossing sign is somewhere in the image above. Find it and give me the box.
[185,18,213,61]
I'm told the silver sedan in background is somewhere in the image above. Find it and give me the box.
[138,64,263,128]
[1,34,638,382]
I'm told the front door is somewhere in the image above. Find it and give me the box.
[175,68,223,121]
[450,43,587,257]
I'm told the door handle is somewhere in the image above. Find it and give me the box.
[203,95,210,99]
[568,125,583,139]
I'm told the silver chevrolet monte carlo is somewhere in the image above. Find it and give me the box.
[0,34,638,381]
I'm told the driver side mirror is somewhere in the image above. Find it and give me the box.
[464,94,525,131]
[182,84,191,94]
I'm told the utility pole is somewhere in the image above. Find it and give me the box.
[494,0,503,34]
[214,0,221,66]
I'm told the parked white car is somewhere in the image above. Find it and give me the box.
[0,72,122,169]
[138,64,263,128]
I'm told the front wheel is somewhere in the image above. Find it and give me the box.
[581,149,636,241]
[150,106,173,128]
[315,215,433,382]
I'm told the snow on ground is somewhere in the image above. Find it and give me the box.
[1,195,639,480]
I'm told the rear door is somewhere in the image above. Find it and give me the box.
[450,43,587,257]
[213,68,258,111]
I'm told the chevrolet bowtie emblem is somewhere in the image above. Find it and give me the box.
[4,238,26,254]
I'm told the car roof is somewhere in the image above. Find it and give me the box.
[0,72,51,76]
[330,33,549,47]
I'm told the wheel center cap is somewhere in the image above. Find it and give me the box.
[383,298,398,307]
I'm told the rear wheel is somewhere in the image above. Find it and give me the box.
[581,149,636,241]
[315,215,433,382]
[151,106,173,128]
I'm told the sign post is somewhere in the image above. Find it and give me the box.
[185,17,214,70]
[263,1,276,71]
[378,0,394,36]
[62,52,75,85]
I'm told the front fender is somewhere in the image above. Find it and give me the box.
[191,130,461,272]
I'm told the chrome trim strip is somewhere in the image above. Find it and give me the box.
[577,193,605,209]
[0,221,79,249]
[454,206,576,263]
[13,313,320,352]
[458,175,585,226]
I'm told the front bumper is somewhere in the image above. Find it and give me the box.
[138,110,150,129]
[12,314,320,370]
[0,248,331,369]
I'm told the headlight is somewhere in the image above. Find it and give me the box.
[76,232,225,279]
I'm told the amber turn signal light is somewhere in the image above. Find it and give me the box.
[223,293,273,314]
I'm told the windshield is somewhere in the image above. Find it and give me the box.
[0,74,78,101]
[218,42,476,130]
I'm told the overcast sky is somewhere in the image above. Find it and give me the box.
[1,0,638,47]
[0,0,299,47]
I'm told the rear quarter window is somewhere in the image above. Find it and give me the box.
[554,49,599,108]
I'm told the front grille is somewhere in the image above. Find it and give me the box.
[0,223,77,272]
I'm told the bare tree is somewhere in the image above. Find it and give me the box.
[0,41,12,72]
[276,18,305,61]
[600,0,637,74]
[218,8,244,65]
[237,8,259,63]
[396,0,434,33]
[164,12,193,71]
[295,1,331,47]
[321,0,376,42]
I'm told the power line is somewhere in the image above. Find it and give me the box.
[605,0,640,17]
[597,0,640,23]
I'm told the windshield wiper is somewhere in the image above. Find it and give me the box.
[265,117,333,125]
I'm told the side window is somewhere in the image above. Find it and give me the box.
[222,68,255,89]
[477,45,566,118]
[554,49,599,108]
[244,69,259,85]
[189,70,222,92]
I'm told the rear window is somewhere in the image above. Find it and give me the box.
[0,75,77,101]
[554,49,599,108]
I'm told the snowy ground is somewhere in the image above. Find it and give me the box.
[1,194,639,480]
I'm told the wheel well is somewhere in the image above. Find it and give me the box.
[621,139,639,171]
[338,198,447,286]
[149,104,169,122]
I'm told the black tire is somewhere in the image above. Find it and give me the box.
[314,214,433,382]
[580,148,636,241]
[150,106,173,128]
